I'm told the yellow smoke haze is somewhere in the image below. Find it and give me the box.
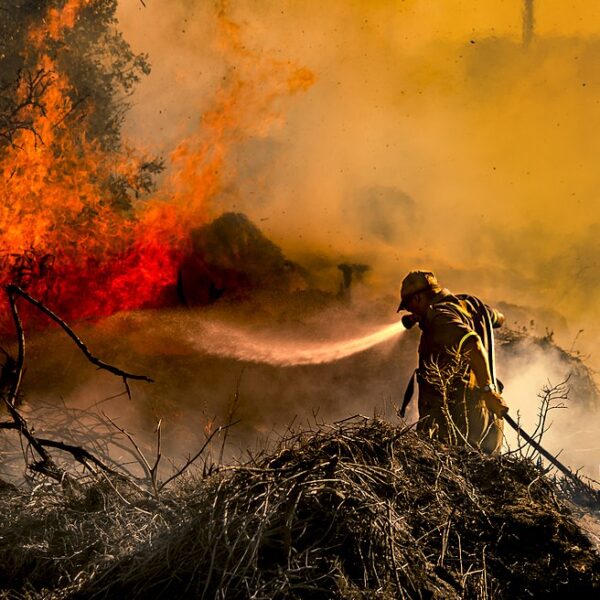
[117,1,600,362]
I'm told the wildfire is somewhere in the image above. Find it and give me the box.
[0,50,182,324]
[29,0,90,44]
[0,1,313,331]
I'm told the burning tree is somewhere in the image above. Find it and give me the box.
[0,1,180,326]
[0,0,150,159]
[0,0,317,330]
[0,1,314,328]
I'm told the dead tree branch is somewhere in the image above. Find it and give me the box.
[0,284,153,487]
[159,421,241,492]
[6,285,154,387]
[0,69,52,148]
[219,368,244,464]
[2,286,62,481]
[34,437,138,482]
[102,412,162,499]
[421,350,472,449]
[525,377,569,460]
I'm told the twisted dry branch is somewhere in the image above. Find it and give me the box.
[0,284,154,485]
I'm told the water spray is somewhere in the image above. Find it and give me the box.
[191,320,406,367]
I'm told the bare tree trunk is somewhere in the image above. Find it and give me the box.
[523,0,535,47]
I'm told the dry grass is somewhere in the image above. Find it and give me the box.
[1,418,596,599]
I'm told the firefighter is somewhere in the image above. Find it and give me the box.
[398,270,508,454]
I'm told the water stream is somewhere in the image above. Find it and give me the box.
[189,320,406,366]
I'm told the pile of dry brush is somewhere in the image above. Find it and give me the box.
[0,286,598,598]
[0,418,598,599]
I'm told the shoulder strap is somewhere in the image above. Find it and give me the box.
[459,295,498,385]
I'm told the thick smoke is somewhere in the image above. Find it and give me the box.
[4,304,409,479]
[117,0,600,359]
[7,302,598,482]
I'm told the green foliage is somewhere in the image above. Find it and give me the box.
[0,0,150,149]
[0,0,160,211]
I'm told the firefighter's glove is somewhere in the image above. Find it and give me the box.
[481,390,509,418]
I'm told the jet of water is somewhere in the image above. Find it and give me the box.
[190,320,406,366]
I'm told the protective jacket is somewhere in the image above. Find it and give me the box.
[415,290,503,454]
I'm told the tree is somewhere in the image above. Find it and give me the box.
[0,0,160,210]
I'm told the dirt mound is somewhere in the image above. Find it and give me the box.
[177,212,309,306]
[3,420,582,599]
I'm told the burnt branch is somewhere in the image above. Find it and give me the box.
[219,368,244,464]
[421,350,472,448]
[6,284,154,385]
[3,287,65,482]
[49,93,90,131]
[36,437,134,480]
[526,377,569,460]
[159,420,241,492]
[0,284,153,487]
[102,412,161,499]
[0,69,52,148]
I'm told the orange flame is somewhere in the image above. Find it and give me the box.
[0,1,314,331]
[29,0,89,45]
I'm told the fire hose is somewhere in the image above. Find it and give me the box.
[479,300,592,491]
[401,304,593,491]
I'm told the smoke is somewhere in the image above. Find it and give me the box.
[116,1,600,363]
[499,337,600,481]
[80,0,600,476]
[3,302,409,477]
[4,298,596,483]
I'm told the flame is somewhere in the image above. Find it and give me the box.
[0,1,314,330]
[29,0,90,45]
[0,51,181,323]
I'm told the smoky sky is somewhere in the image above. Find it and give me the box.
[115,0,600,364]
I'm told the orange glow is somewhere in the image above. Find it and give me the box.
[0,51,185,324]
[29,0,89,45]
[0,1,203,327]
[0,1,313,331]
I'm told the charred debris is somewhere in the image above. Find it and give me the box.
[0,283,598,597]
[0,278,598,598]
[0,417,598,599]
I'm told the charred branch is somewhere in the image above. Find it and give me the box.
[2,286,61,481]
[6,285,154,387]
[159,420,241,492]
[0,284,237,496]
[0,284,153,487]
[0,69,52,148]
